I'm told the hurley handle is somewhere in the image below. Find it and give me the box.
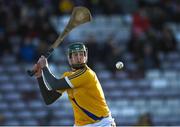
[27,48,54,77]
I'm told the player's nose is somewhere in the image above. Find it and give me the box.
[77,55,82,62]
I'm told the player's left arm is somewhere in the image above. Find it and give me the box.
[37,77,62,105]
[33,63,62,105]
[42,66,71,90]
[37,55,71,90]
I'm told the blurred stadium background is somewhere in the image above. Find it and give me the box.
[0,0,180,126]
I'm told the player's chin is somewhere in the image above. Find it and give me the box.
[72,63,86,69]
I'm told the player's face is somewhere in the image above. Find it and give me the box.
[68,51,87,65]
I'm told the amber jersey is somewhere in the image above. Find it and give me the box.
[57,65,110,126]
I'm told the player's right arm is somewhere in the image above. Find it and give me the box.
[33,64,62,105]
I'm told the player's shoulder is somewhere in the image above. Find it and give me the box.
[62,71,73,78]
[62,72,70,76]
[85,65,97,77]
[62,65,95,78]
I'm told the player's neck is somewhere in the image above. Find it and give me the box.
[71,64,86,71]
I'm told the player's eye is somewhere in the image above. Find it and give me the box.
[79,52,84,56]
[74,53,78,56]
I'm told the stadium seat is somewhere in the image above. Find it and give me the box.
[0,102,9,111]
[2,111,15,119]
[97,70,112,80]
[15,110,33,119]
[151,78,168,89]
[10,101,26,111]
[0,74,9,83]
[22,119,38,126]
[33,109,47,119]
[1,83,15,92]
[118,79,135,89]
[163,70,178,79]
[3,92,21,101]
[28,100,43,109]
[4,119,20,126]
[146,69,161,79]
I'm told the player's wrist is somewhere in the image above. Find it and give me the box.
[42,65,48,70]
[35,73,42,79]
[36,76,42,79]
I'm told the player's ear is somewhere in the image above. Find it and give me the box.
[85,47,88,57]
[85,49,88,62]
[69,53,72,58]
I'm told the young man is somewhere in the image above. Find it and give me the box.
[33,42,116,126]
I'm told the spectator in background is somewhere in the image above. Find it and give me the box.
[158,26,177,53]
[170,0,180,23]
[59,0,74,14]
[128,28,160,71]
[39,21,57,44]
[0,32,12,56]
[148,6,168,30]
[128,34,144,63]
[86,35,100,70]
[84,0,103,14]
[19,35,37,62]
[100,0,121,15]
[136,113,153,126]
[132,6,151,38]
[101,37,122,76]
[140,42,160,70]
[0,115,5,125]
[41,109,54,125]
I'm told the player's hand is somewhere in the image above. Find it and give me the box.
[33,63,42,78]
[37,55,48,69]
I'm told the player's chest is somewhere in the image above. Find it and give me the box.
[67,87,85,99]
